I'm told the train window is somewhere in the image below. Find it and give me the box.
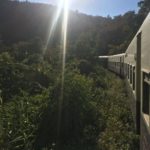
[142,72,150,126]
[126,64,128,77]
[130,66,132,84]
[127,64,128,77]
[133,66,135,91]
[128,64,129,79]
[124,63,126,75]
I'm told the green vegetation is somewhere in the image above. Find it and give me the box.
[98,74,139,150]
[0,0,149,149]
[0,59,139,149]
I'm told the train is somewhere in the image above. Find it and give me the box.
[99,13,150,150]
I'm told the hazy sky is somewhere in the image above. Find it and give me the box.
[26,0,140,17]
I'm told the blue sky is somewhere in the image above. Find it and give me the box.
[25,0,140,17]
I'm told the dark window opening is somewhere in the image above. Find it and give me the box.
[124,63,126,74]
[128,64,129,79]
[142,72,150,115]
[126,64,127,75]
[133,67,135,91]
[130,66,132,84]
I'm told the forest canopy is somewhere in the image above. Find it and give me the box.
[0,0,148,56]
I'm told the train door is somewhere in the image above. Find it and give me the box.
[136,32,142,134]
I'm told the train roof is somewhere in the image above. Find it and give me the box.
[99,53,125,59]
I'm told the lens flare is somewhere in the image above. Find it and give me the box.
[46,0,69,145]
[57,0,69,143]
[45,0,63,49]
[62,0,69,81]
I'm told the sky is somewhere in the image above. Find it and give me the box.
[25,0,140,17]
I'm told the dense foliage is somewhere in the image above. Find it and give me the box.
[0,59,139,149]
[0,0,149,149]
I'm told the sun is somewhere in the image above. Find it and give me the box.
[45,0,69,50]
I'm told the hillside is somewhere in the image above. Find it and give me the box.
[0,1,141,55]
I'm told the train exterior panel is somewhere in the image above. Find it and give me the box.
[101,13,150,150]
[140,15,150,71]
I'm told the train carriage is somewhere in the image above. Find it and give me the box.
[99,13,150,150]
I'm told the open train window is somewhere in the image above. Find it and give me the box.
[126,64,128,75]
[124,63,126,75]
[126,64,128,77]
[124,63,126,73]
[142,72,150,126]
[128,64,130,79]
[126,64,127,76]
[130,65,132,84]
[133,66,135,91]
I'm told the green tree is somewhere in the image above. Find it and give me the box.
[138,0,150,18]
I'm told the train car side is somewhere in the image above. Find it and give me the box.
[107,13,150,150]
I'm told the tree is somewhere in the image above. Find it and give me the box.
[138,0,150,18]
